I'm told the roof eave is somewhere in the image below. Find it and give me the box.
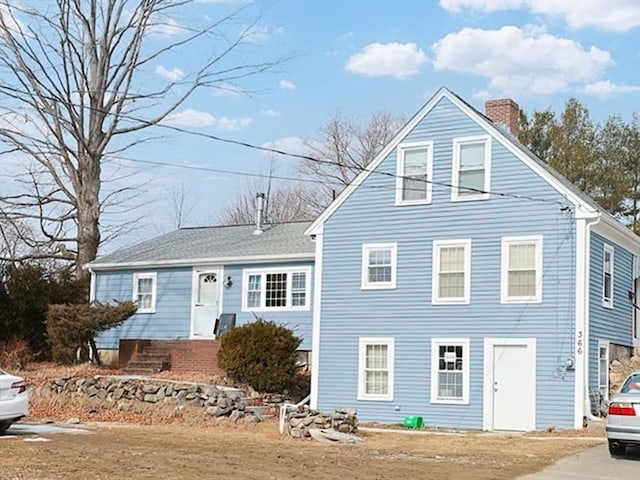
[85,252,315,271]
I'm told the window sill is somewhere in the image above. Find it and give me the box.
[394,199,431,206]
[432,298,470,305]
[602,301,614,309]
[430,398,469,405]
[357,395,394,402]
[242,306,310,313]
[136,309,156,314]
[451,194,490,202]
[361,284,397,290]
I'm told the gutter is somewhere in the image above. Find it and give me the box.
[85,252,315,271]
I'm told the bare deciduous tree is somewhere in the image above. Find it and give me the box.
[299,110,404,213]
[220,177,314,226]
[0,0,283,277]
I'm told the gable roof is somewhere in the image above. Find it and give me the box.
[87,221,314,270]
[304,87,640,253]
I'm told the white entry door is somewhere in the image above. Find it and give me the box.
[191,269,221,337]
[484,339,536,431]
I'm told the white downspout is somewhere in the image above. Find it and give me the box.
[575,213,601,426]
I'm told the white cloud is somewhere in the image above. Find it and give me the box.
[279,80,296,90]
[581,80,640,98]
[432,26,613,95]
[164,109,252,130]
[345,42,427,79]
[440,0,640,32]
[241,25,283,43]
[217,116,253,131]
[261,136,309,157]
[155,65,184,82]
[149,17,183,36]
[261,109,281,117]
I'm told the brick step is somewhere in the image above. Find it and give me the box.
[131,352,171,362]
[122,367,164,375]
[140,347,172,355]
[125,360,169,371]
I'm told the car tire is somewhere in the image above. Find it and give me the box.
[608,440,626,456]
[0,421,11,434]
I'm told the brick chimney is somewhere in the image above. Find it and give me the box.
[485,98,519,136]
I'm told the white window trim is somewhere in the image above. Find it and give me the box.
[603,244,614,309]
[451,135,491,201]
[432,239,471,305]
[132,272,157,314]
[430,338,470,405]
[395,140,433,206]
[358,337,394,401]
[241,266,312,312]
[598,340,610,402]
[361,243,398,290]
[500,235,543,304]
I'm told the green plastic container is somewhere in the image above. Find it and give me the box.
[402,416,423,429]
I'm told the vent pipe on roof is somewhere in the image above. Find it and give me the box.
[254,193,265,235]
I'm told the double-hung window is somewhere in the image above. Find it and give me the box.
[358,337,394,401]
[361,243,397,289]
[243,267,311,311]
[432,239,471,304]
[431,338,470,404]
[452,136,491,201]
[395,141,433,205]
[501,236,543,303]
[603,244,614,308]
[133,272,157,313]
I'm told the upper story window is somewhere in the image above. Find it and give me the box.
[501,236,543,304]
[362,243,397,290]
[603,244,614,308]
[242,267,311,311]
[395,141,433,205]
[432,239,471,305]
[358,337,394,401]
[133,272,157,313]
[452,136,491,201]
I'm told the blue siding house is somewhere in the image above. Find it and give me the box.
[305,88,640,431]
[86,216,315,369]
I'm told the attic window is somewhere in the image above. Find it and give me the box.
[395,141,433,205]
[452,136,491,201]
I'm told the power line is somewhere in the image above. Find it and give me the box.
[0,89,572,208]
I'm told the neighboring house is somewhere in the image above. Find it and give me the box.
[87,211,314,370]
[305,87,640,431]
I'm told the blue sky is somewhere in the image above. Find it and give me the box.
[103,0,640,250]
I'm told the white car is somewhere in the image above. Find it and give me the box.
[606,371,640,456]
[0,369,29,433]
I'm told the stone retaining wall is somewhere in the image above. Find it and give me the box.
[40,376,264,423]
[285,406,358,438]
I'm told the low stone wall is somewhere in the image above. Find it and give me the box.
[285,406,358,438]
[610,354,640,394]
[41,376,264,423]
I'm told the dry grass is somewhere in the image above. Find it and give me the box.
[0,421,602,480]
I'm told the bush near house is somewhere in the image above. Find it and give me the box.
[47,302,137,363]
[0,263,88,359]
[217,319,301,393]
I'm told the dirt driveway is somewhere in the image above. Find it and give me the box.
[0,421,601,480]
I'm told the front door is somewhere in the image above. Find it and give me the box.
[191,269,221,337]
[486,339,536,431]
